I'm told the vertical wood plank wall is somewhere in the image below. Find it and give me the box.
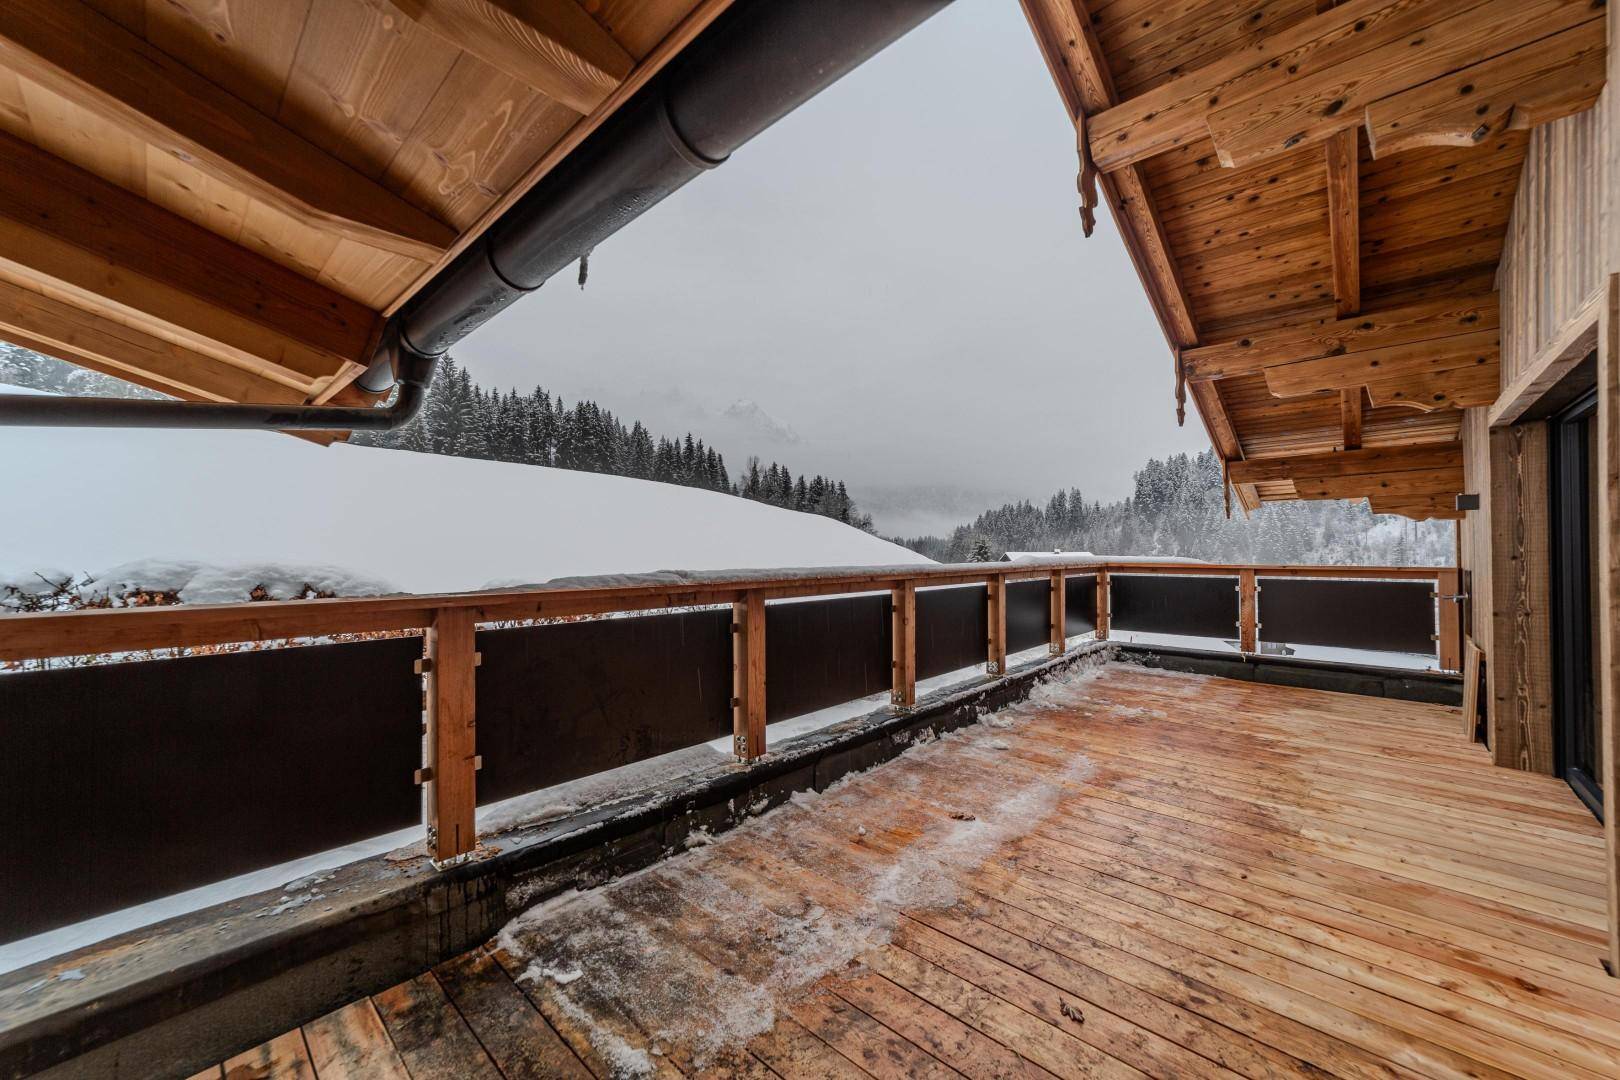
[1487,424,1554,773]
[1496,108,1604,383]
[1465,25,1618,778]
[1462,12,1619,965]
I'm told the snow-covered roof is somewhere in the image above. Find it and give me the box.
[0,392,930,600]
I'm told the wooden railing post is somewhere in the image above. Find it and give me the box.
[1095,569,1111,641]
[891,580,916,711]
[1436,568,1462,671]
[422,607,478,865]
[987,573,1007,676]
[1049,570,1067,655]
[1238,569,1258,654]
[732,590,766,761]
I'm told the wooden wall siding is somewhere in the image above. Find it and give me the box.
[1496,105,1605,388]
[1487,422,1555,774]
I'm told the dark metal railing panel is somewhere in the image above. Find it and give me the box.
[1064,574,1097,637]
[916,584,987,680]
[475,611,732,805]
[1111,573,1238,639]
[1259,578,1436,654]
[1005,580,1050,654]
[766,595,891,723]
[0,637,423,945]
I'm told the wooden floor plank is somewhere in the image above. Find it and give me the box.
[301,999,409,1080]
[209,666,1615,1079]
[434,950,593,1079]
[221,1029,314,1080]
[372,972,503,1080]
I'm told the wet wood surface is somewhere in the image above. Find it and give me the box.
[215,666,1616,1078]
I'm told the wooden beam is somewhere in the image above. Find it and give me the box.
[424,608,478,864]
[1206,0,1600,169]
[1364,363,1500,411]
[1049,570,1067,655]
[1596,274,1620,974]
[1296,467,1465,500]
[0,128,381,382]
[0,278,310,404]
[891,581,916,711]
[392,0,634,116]
[1089,0,1480,172]
[1094,569,1110,641]
[1183,294,1499,382]
[1368,495,1465,520]
[1340,388,1364,450]
[1488,422,1554,773]
[1088,0,1599,172]
[1263,328,1500,397]
[1237,570,1258,654]
[1365,20,1607,158]
[987,574,1008,677]
[1325,129,1360,318]
[732,591,766,761]
[1228,443,1462,485]
[0,0,456,261]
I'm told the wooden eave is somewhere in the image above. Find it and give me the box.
[0,0,732,429]
[1021,0,1607,520]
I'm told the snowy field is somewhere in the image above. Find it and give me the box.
[0,391,928,602]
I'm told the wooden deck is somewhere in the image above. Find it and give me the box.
[200,664,1619,1079]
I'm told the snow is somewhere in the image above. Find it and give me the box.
[0,389,928,599]
[495,657,1109,1071]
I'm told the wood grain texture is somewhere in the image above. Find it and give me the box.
[0,0,456,260]
[892,581,917,709]
[1597,273,1620,974]
[426,608,479,863]
[0,127,380,382]
[208,666,1618,1078]
[1488,423,1554,774]
[1325,128,1360,317]
[391,0,634,115]
[1365,19,1607,157]
[733,590,766,760]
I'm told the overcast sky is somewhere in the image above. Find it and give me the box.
[456,0,1210,533]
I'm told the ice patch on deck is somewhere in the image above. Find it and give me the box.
[496,657,1105,1073]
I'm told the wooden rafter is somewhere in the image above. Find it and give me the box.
[0,0,457,261]
[392,0,635,116]
[1341,388,1364,450]
[1182,293,1499,382]
[1365,20,1606,158]
[1086,0,1603,173]
[1325,129,1360,319]
[0,128,382,384]
[1263,328,1499,398]
[1019,0,1259,511]
[1229,443,1462,486]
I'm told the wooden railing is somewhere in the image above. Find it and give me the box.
[0,560,1459,864]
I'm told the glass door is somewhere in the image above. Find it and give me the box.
[1550,384,1603,819]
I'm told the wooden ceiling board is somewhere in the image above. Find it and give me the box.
[0,0,718,412]
[1014,0,1593,518]
[140,0,313,119]
[277,0,461,183]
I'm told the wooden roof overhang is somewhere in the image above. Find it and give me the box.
[0,0,731,442]
[1020,0,1607,520]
